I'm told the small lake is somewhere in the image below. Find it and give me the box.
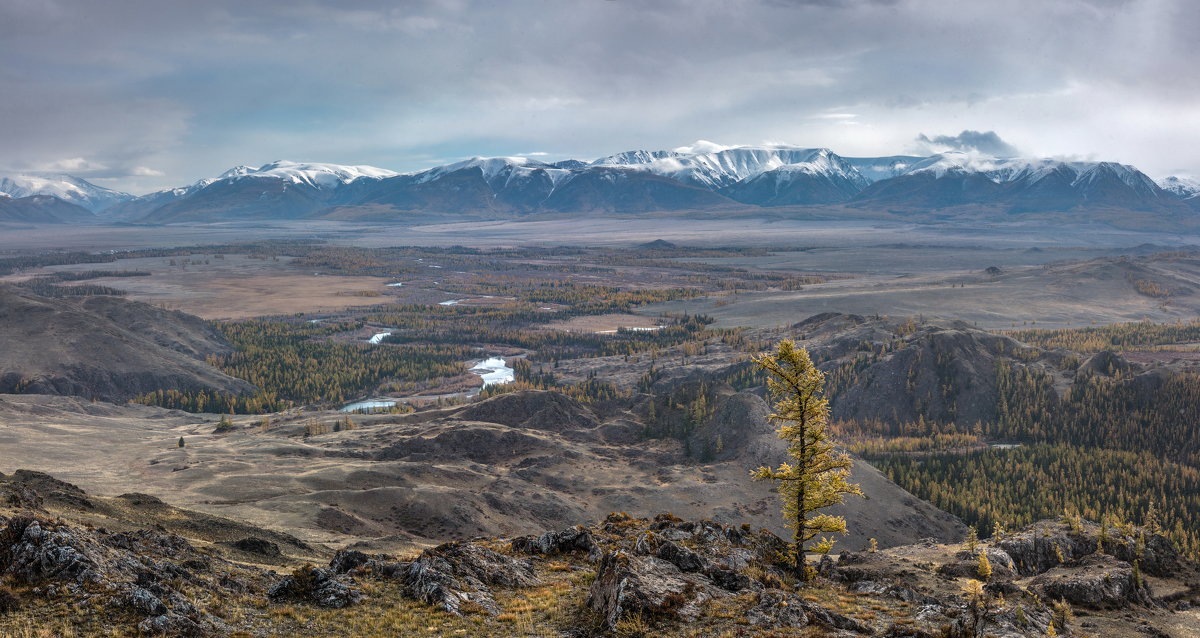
[339,398,397,413]
[367,331,392,344]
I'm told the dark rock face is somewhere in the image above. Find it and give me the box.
[1110,532,1186,578]
[268,565,363,609]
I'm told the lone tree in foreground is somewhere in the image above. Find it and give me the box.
[751,339,862,581]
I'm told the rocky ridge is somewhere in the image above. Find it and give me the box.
[1,469,1197,636]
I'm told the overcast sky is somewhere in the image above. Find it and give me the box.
[2,0,1197,194]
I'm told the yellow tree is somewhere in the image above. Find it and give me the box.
[751,339,863,581]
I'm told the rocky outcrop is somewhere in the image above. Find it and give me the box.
[587,550,720,630]
[1030,554,1153,608]
[996,520,1097,576]
[0,515,239,635]
[386,542,540,616]
[937,548,1017,580]
[268,565,363,608]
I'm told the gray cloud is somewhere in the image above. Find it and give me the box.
[915,131,1021,157]
[1,0,1198,193]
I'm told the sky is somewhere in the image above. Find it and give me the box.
[1,0,1197,194]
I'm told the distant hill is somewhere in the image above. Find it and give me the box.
[0,284,254,401]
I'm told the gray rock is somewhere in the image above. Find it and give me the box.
[586,550,719,631]
[267,565,363,609]
[391,542,539,616]
[655,540,705,573]
[510,525,598,558]
[746,589,809,628]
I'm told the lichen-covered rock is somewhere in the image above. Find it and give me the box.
[586,550,720,630]
[510,525,598,558]
[137,612,210,637]
[0,517,107,586]
[392,542,539,615]
[655,540,705,573]
[268,565,363,608]
[746,589,808,628]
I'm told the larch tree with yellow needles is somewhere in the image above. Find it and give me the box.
[751,339,863,581]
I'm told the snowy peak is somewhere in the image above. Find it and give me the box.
[0,174,131,212]
[1157,176,1200,198]
[229,160,399,188]
[593,143,868,191]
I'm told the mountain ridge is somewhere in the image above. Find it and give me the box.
[9,143,1199,225]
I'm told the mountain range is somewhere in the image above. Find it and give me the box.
[2,143,1198,225]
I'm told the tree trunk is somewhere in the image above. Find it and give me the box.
[795,487,807,581]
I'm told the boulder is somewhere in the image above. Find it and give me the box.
[267,565,363,609]
[586,550,720,631]
[392,542,539,615]
[746,589,809,628]
[510,525,598,558]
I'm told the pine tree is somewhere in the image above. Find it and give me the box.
[177,436,186,448]
[751,339,863,581]
[964,526,980,552]
[977,549,993,581]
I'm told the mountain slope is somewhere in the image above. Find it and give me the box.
[111,161,399,223]
[0,284,254,401]
[0,174,131,212]
[0,194,96,223]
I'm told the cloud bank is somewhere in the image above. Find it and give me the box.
[2,0,1197,193]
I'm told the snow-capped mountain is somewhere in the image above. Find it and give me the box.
[105,160,400,222]
[854,151,1182,212]
[0,174,131,212]
[593,142,867,194]
[65,144,1199,223]
[844,156,926,183]
[1158,176,1200,199]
